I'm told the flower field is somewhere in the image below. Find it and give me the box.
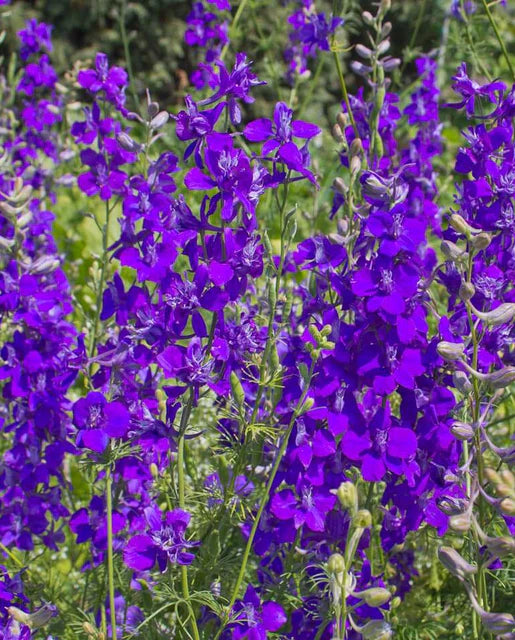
[0,0,514,638]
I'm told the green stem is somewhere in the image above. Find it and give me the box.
[177,391,201,640]
[105,466,117,640]
[220,0,250,61]
[480,0,515,81]
[89,201,111,361]
[120,0,140,110]
[332,48,360,141]
[214,361,317,640]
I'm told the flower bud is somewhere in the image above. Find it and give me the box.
[381,22,392,37]
[441,240,468,263]
[480,611,515,635]
[230,371,246,409]
[449,213,481,238]
[362,11,375,25]
[450,421,475,441]
[473,302,515,327]
[7,607,30,625]
[496,483,515,498]
[438,546,477,580]
[437,341,465,362]
[499,498,515,516]
[459,281,475,301]
[484,467,501,485]
[500,469,515,488]
[485,366,515,389]
[354,587,391,607]
[150,111,169,130]
[377,39,390,56]
[332,123,344,143]
[83,622,97,637]
[327,552,346,575]
[354,508,372,528]
[453,371,473,394]
[449,513,471,533]
[470,232,491,251]
[336,112,348,130]
[361,620,393,640]
[116,132,141,153]
[437,496,467,516]
[486,536,515,557]
[150,463,159,479]
[391,596,401,609]
[356,44,373,59]
[333,177,347,195]
[350,155,362,177]
[332,481,358,512]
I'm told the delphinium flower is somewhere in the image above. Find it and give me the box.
[434,65,515,635]
[0,22,80,561]
[184,1,230,90]
[284,1,343,85]
[226,585,287,639]
[17,19,53,61]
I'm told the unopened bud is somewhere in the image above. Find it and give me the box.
[391,596,401,609]
[362,620,393,640]
[230,371,246,409]
[451,421,475,440]
[147,101,159,118]
[448,213,481,238]
[380,0,392,13]
[381,22,392,37]
[496,483,514,498]
[332,481,358,512]
[150,111,169,130]
[7,607,30,625]
[354,508,372,528]
[485,366,515,389]
[356,44,373,60]
[441,240,468,263]
[484,467,501,485]
[332,123,345,143]
[150,463,159,479]
[499,498,515,516]
[459,281,475,301]
[470,232,491,251]
[336,112,348,130]
[333,177,347,195]
[449,513,471,533]
[472,302,515,327]
[350,155,362,177]
[438,546,477,579]
[116,132,141,153]
[480,611,515,635]
[327,552,346,575]
[453,371,473,394]
[486,536,515,557]
[377,39,390,56]
[83,622,97,636]
[437,341,465,362]
[362,11,375,25]
[354,587,391,607]
[500,469,515,488]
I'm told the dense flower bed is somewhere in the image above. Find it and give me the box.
[0,0,514,639]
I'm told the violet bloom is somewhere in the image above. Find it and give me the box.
[73,391,131,453]
[18,19,53,60]
[341,403,418,481]
[17,55,57,96]
[270,483,336,532]
[174,95,225,165]
[123,506,198,572]
[207,0,230,9]
[69,495,126,552]
[200,54,265,124]
[78,52,128,111]
[71,102,116,145]
[77,149,127,201]
[446,63,506,117]
[184,133,254,221]
[230,585,287,639]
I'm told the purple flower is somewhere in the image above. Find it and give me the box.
[77,149,127,201]
[73,391,131,452]
[230,585,287,639]
[184,133,254,221]
[17,19,53,60]
[123,506,198,571]
[17,55,57,96]
[78,52,128,111]
[271,483,336,532]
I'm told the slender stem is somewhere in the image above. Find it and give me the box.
[332,48,360,141]
[220,0,250,61]
[120,0,140,110]
[177,390,201,640]
[89,201,111,361]
[105,466,117,640]
[214,361,316,640]
[480,0,515,81]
